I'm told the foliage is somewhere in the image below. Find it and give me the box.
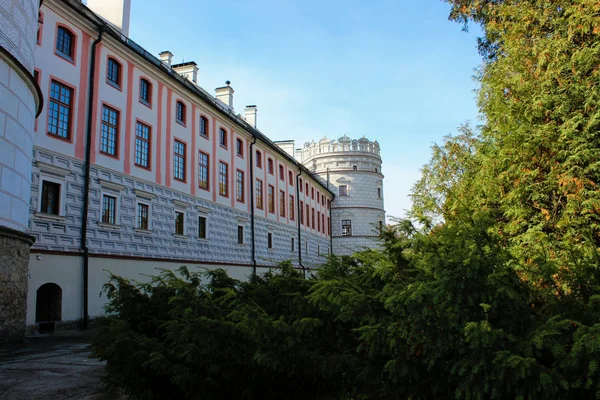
[92,1,600,398]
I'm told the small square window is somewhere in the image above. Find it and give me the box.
[339,185,348,196]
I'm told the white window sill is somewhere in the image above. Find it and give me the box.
[98,222,121,230]
[197,237,209,242]
[174,234,188,240]
[34,212,65,222]
[134,228,152,234]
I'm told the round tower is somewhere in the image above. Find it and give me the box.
[300,135,385,256]
[0,0,42,342]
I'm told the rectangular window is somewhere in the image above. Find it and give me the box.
[289,195,295,221]
[268,158,274,175]
[268,232,273,249]
[48,80,73,140]
[312,208,315,229]
[199,216,207,239]
[268,185,275,213]
[379,220,383,233]
[300,200,304,224]
[327,217,330,236]
[236,170,244,202]
[237,225,244,244]
[342,220,352,237]
[279,165,284,181]
[198,151,209,190]
[318,245,320,256]
[299,178,303,192]
[279,190,286,217]
[256,179,263,209]
[322,214,325,234]
[317,211,321,232]
[236,138,243,158]
[306,205,309,227]
[176,101,185,125]
[102,195,117,225]
[174,140,186,181]
[291,237,295,252]
[100,105,119,156]
[219,161,228,197]
[305,183,308,194]
[378,188,381,198]
[136,203,149,230]
[40,181,60,215]
[55,27,73,60]
[140,79,151,105]
[219,128,227,148]
[135,122,150,169]
[288,171,294,186]
[175,211,185,235]
[339,185,348,196]
[311,187,314,200]
[305,241,308,255]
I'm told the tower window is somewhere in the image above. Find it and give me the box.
[339,185,348,196]
[342,220,352,237]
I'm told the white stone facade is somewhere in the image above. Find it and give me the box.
[297,135,385,256]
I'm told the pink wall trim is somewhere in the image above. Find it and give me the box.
[124,62,134,174]
[155,82,164,184]
[190,104,197,196]
[75,32,91,159]
[263,150,268,218]
[211,117,217,202]
[165,89,172,187]
[89,43,103,164]
[246,140,251,213]
[230,129,235,208]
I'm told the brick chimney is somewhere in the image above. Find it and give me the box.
[87,0,131,36]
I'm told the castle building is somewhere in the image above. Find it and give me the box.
[0,0,385,338]
[287,136,385,256]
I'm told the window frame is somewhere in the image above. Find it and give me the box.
[134,120,151,170]
[339,185,348,196]
[198,215,208,239]
[219,161,229,197]
[136,201,151,231]
[279,190,286,218]
[256,179,264,210]
[289,194,295,221]
[174,210,186,236]
[268,158,274,175]
[198,151,210,191]
[236,138,244,158]
[256,150,262,168]
[279,165,284,181]
[268,185,275,214]
[173,139,187,182]
[106,57,122,90]
[139,78,152,107]
[288,171,294,186]
[219,128,228,149]
[175,101,186,126]
[267,232,273,249]
[236,169,245,203]
[55,24,76,63]
[237,225,244,245]
[100,103,120,158]
[47,79,74,141]
[342,219,352,237]
[101,193,118,225]
[199,116,209,139]
[39,179,62,216]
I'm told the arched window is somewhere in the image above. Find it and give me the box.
[200,116,209,138]
[56,26,74,60]
[236,138,243,157]
[256,150,262,168]
[107,57,121,88]
[176,101,186,125]
[139,78,151,105]
[219,128,227,148]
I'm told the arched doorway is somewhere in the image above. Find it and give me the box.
[36,283,62,333]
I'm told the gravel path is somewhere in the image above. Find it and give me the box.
[0,332,122,400]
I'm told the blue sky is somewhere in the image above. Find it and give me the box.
[128,0,483,221]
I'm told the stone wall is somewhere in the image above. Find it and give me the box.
[0,226,34,343]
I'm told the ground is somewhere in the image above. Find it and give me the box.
[0,330,122,400]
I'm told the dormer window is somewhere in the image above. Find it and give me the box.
[139,78,151,106]
[107,58,121,88]
[176,101,186,125]
[56,26,74,61]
